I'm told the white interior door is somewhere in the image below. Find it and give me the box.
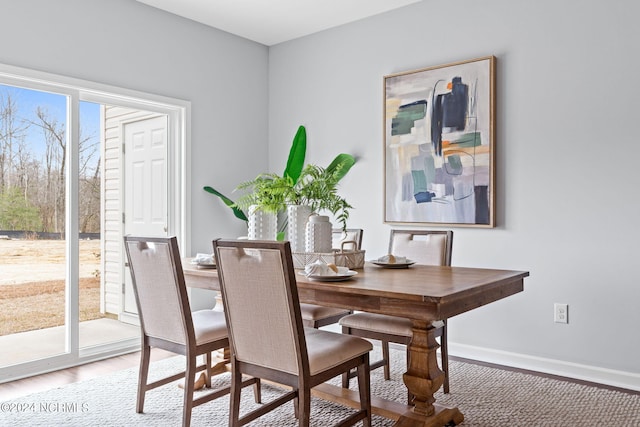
[122,115,169,317]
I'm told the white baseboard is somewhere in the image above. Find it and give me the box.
[449,342,640,392]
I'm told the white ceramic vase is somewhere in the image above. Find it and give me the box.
[247,205,277,240]
[287,204,312,252]
[305,214,332,253]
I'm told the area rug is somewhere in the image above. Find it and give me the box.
[1,346,638,426]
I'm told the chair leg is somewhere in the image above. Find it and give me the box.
[204,352,212,388]
[343,338,391,389]
[381,339,391,380]
[229,362,242,427]
[357,356,372,427]
[441,321,450,394]
[136,343,151,413]
[342,369,351,389]
[253,378,262,403]
[182,355,197,427]
[341,326,352,390]
[298,386,312,427]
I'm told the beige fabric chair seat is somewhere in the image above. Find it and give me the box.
[191,310,228,345]
[339,313,446,337]
[339,313,412,337]
[300,304,351,326]
[304,327,372,375]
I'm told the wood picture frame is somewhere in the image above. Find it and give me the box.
[384,56,496,227]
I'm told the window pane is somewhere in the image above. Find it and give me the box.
[0,85,68,365]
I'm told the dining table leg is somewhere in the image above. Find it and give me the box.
[213,292,232,360]
[395,320,464,427]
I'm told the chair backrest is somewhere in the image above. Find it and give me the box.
[332,228,363,251]
[213,239,307,376]
[388,230,453,266]
[124,235,193,346]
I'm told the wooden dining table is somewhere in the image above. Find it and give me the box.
[183,260,529,427]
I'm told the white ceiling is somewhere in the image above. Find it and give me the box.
[135,0,422,46]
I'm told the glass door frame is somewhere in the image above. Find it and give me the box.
[0,63,190,382]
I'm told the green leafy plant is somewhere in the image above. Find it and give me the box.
[203,125,356,235]
[293,163,353,231]
[234,173,296,214]
[203,125,307,222]
[201,186,248,222]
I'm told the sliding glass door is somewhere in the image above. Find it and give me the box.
[0,64,188,382]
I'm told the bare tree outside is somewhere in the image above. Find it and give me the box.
[0,85,101,234]
[0,92,29,193]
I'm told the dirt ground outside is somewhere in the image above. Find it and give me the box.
[0,239,103,336]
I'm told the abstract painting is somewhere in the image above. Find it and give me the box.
[384,56,495,227]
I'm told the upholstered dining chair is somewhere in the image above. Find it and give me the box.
[339,229,454,398]
[331,228,363,252]
[298,228,363,328]
[123,235,260,427]
[212,238,372,427]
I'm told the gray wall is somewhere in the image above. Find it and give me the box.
[269,0,640,386]
[0,0,269,250]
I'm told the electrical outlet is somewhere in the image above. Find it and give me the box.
[554,303,568,323]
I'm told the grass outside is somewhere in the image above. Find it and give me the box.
[0,239,103,336]
[0,278,102,336]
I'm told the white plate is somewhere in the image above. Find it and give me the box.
[196,262,216,269]
[298,270,357,281]
[370,260,415,269]
[191,260,216,268]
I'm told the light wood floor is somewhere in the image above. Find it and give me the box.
[0,349,175,401]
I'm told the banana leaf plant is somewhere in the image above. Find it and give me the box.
[203,125,355,238]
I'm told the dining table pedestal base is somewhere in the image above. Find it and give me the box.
[395,404,464,427]
[184,353,230,391]
[312,319,465,426]
[311,382,464,426]
[394,320,464,426]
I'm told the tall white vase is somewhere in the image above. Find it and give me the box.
[305,214,332,253]
[247,205,277,240]
[287,205,312,252]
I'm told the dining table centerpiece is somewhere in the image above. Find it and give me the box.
[233,161,354,244]
[203,125,356,244]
